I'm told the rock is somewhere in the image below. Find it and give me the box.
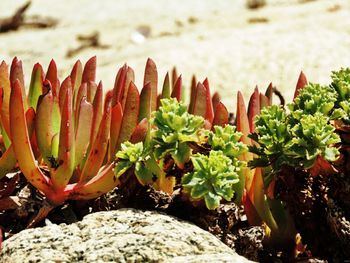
[1,208,253,263]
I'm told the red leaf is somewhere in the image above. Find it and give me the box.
[109,102,123,161]
[58,76,72,111]
[171,75,182,101]
[0,61,11,137]
[188,75,197,114]
[90,82,103,144]
[130,118,148,143]
[171,67,178,88]
[143,58,158,112]
[10,57,24,88]
[139,82,152,122]
[82,56,96,84]
[45,59,59,97]
[247,87,260,133]
[212,92,221,115]
[116,82,140,149]
[202,78,214,124]
[112,64,127,106]
[260,93,270,108]
[212,102,229,127]
[120,67,135,110]
[161,72,171,99]
[265,83,273,106]
[70,60,83,91]
[293,71,308,100]
[87,81,97,103]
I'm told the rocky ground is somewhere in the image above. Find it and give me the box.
[1,0,349,112]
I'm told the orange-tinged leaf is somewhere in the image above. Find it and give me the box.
[171,75,182,102]
[52,86,75,189]
[265,83,273,105]
[212,102,229,127]
[28,63,44,109]
[249,168,279,232]
[192,81,214,124]
[116,82,140,149]
[10,80,51,195]
[293,71,308,100]
[87,81,97,103]
[90,82,103,143]
[236,91,252,146]
[157,173,175,194]
[70,60,83,92]
[45,59,59,97]
[202,78,214,124]
[171,67,178,88]
[71,163,119,200]
[82,56,96,84]
[10,57,24,88]
[143,58,157,112]
[74,82,87,114]
[0,61,11,137]
[10,58,27,110]
[0,145,17,179]
[109,102,123,161]
[35,89,54,165]
[80,103,111,182]
[58,76,72,111]
[75,97,93,167]
[161,72,171,99]
[139,82,152,122]
[260,93,270,108]
[112,64,127,106]
[242,190,263,226]
[212,92,221,115]
[248,87,260,133]
[130,118,148,143]
[236,91,254,190]
[188,75,197,114]
[120,67,135,110]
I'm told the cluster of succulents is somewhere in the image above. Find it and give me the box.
[1,56,350,261]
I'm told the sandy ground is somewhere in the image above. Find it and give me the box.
[0,0,350,112]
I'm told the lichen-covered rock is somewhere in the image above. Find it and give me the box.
[1,208,253,263]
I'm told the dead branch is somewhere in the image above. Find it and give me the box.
[0,1,31,33]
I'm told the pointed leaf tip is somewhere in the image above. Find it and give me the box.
[294,71,308,99]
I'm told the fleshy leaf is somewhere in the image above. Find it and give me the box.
[171,75,182,102]
[28,63,44,109]
[109,102,123,160]
[35,89,54,165]
[139,82,152,122]
[161,72,171,99]
[82,56,96,84]
[80,101,111,182]
[45,59,59,97]
[10,80,52,197]
[212,102,229,127]
[51,86,75,189]
[293,71,308,100]
[143,58,158,112]
[116,82,140,149]
[75,97,93,167]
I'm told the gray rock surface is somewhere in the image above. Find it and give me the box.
[1,208,253,263]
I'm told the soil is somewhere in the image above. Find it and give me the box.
[0,171,329,262]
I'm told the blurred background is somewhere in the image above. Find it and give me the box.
[0,0,349,112]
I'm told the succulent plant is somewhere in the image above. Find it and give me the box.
[182,150,242,209]
[207,125,247,159]
[287,112,340,169]
[152,98,205,169]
